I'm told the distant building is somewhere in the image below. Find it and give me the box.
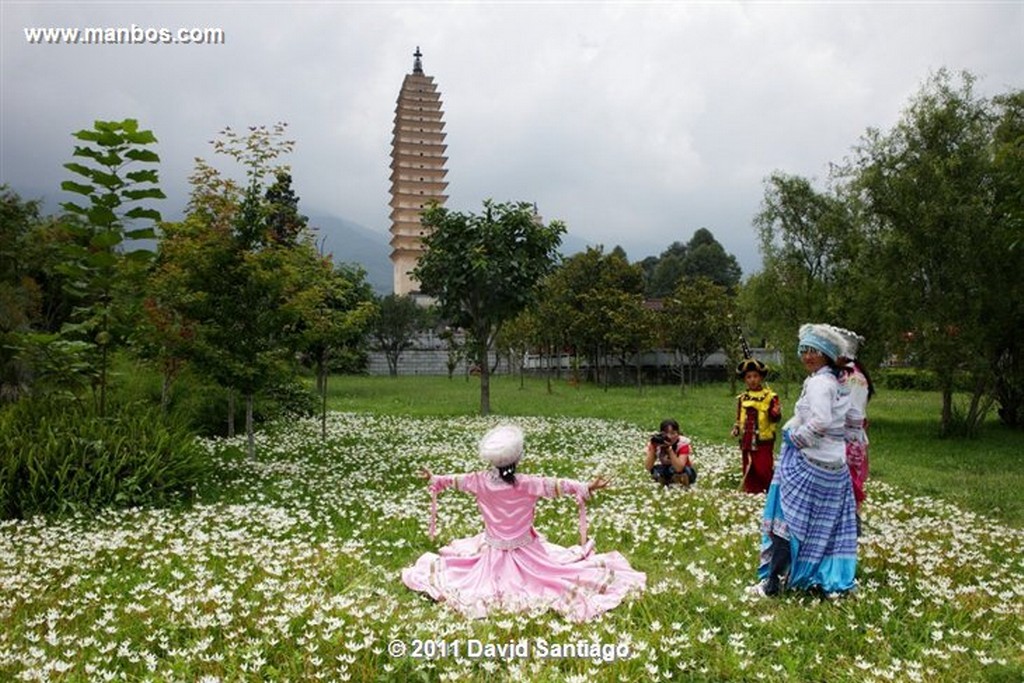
[389,47,449,296]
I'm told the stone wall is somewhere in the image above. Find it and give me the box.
[365,331,781,379]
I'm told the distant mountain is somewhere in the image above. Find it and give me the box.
[306,214,393,294]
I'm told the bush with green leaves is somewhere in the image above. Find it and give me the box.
[0,398,206,519]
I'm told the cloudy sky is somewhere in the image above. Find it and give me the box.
[3,1,1021,278]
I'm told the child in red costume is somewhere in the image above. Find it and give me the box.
[731,359,782,493]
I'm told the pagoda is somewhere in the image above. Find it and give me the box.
[389,47,449,296]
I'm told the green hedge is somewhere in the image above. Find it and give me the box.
[0,399,209,519]
[876,368,974,392]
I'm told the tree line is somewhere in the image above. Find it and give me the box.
[2,68,1021,466]
[387,70,1023,436]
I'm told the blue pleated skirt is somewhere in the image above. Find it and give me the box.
[758,443,858,593]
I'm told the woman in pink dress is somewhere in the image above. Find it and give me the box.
[402,425,646,622]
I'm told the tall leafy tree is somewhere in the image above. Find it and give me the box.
[990,91,1024,428]
[744,172,856,380]
[59,118,164,416]
[681,228,743,290]
[414,200,565,415]
[601,291,655,391]
[495,309,539,387]
[851,69,1013,435]
[294,259,375,438]
[264,171,307,246]
[369,294,427,377]
[663,277,735,389]
[543,247,646,384]
[0,187,45,402]
[155,123,317,454]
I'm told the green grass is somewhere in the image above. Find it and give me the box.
[3,410,1020,682]
[326,374,1024,527]
[1,372,1022,682]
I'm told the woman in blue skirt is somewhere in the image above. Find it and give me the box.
[748,323,857,598]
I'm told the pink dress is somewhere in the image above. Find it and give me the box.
[402,471,646,622]
[843,366,871,509]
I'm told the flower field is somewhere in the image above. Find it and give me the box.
[1,412,1021,682]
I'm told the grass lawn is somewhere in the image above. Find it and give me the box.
[327,374,1024,528]
[0,375,1021,681]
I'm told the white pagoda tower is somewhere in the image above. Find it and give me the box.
[389,47,449,296]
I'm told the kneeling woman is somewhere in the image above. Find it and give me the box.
[403,425,646,621]
[750,324,858,597]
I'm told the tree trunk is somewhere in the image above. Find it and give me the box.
[545,343,552,394]
[678,350,685,395]
[161,371,172,416]
[246,392,255,458]
[941,388,953,437]
[227,389,235,438]
[321,366,329,441]
[99,342,108,418]
[479,339,491,416]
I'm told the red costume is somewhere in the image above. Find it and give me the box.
[734,386,782,493]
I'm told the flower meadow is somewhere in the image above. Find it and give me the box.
[1,413,1022,682]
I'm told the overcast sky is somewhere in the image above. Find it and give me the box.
[2,1,1021,277]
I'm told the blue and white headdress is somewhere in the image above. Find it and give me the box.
[798,323,845,362]
[829,326,865,361]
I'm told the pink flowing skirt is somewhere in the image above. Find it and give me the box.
[402,531,645,622]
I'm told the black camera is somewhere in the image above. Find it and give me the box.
[650,433,669,446]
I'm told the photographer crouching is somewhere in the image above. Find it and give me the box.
[644,418,696,486]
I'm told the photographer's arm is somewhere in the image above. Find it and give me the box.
[643,443,656,470]
[669,440,692,472]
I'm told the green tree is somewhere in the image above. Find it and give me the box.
[851,69,1015,435]
[414,200,565,415]
[644,233,742,297]
[745,172,856,379]
[294,259,375,438]
[647,252,687,298]
[990,91,1024,428]
[0,187,44,402]
[59,118,164,416]
[496,310,540,387]
[369,294,427,377]
[602,291,655,391]
[543,247,646,385]
[264,171,307,246]
[154,123,315,454]
[681,228,743,290]
[663,277,735,390]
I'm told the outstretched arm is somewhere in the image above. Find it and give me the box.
[588,475,611,493]
[419,468,471,494]
[422,469,474,540]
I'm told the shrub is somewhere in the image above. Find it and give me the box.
[877,368,941,391]
[877,367,974,392]
[0,398,208,519]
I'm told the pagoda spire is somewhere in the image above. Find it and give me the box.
[389,47,448,296]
